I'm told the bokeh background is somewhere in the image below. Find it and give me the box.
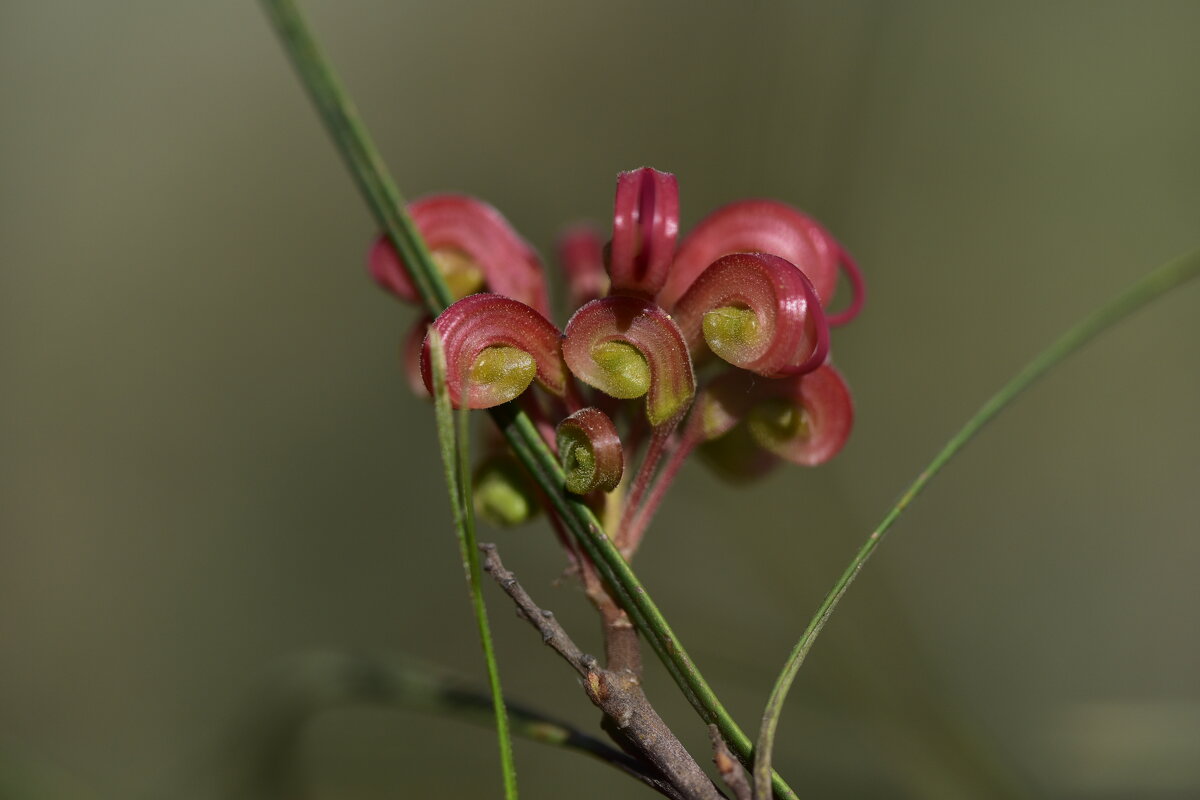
[2,1,1199,798]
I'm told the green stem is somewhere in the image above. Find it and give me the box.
[260,2,799,796]
[751,246,1200,798]
[261,0,452,312]
[428,332,518,798]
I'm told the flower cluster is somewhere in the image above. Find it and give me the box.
[369,168,864,556]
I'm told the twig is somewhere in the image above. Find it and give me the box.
[481,543,725,800]
[708,726,751,800]
[222,652,663,800]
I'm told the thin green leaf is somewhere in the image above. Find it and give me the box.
[752,247,1200,799]
[428,331,518,799]
[261,2,795,794]
[259,0,452,312]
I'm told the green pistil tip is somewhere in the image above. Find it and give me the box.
[590,341,651,399]
[432,248,486,300]
[469,346,537,401]
[703,305,759,362]
[748,398,809,449]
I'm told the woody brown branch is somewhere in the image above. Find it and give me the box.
[577,551,643,677]
[480,543,724,800]
[708,725,752,800]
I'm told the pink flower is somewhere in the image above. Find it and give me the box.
[369,168,865,550]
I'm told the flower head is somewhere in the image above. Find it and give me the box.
[371,168,865,553]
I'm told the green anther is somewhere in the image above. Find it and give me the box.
[469,346,537,403]
[590,341,651,398]
[473,458,539,526]
[432,248,486,300]
[748,397,810,451]
[702,305,759,362]
[698,424,776,484]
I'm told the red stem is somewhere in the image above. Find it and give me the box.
[616,421,677,555]
[622,424,704,552]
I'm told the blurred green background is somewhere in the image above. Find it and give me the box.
[2,1,1199,798]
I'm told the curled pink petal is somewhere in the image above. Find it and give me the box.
[608,167,680,297]
[745,366,854,465]
[369,194,550,316]
[824,239,866,326]
[672,252,829,377]
[420,293,566,409]
[556,407,624,495]
[556,224,610,309]
[657,199,842,313]
[689,365,854,466]
[562,296,695,426]
[369,234,422,303]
